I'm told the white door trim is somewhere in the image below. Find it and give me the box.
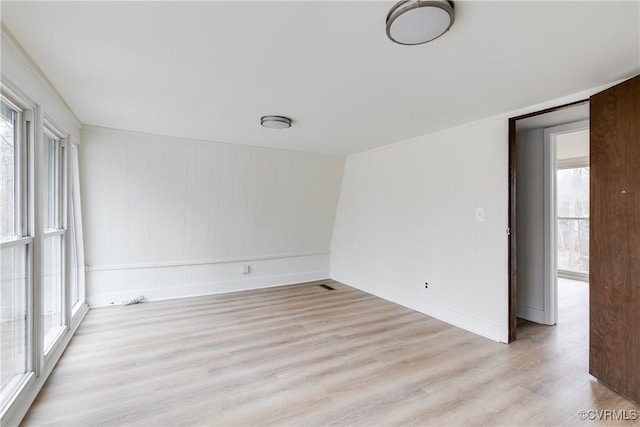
[542,119,589,325]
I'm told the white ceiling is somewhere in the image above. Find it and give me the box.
[1,1,639,156]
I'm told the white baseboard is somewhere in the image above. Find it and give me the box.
[87,270,330,307]
[517,304,545,324]
[332,274,507,343]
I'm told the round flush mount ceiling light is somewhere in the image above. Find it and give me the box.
[260,115,292,129]
[386,0,455,45]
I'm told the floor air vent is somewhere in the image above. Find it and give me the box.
[318,284,335,291]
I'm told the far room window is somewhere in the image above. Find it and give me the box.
[556,163,589,277]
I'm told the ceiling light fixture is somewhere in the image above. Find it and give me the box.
[260,115,292,129]
[386,0,455,45]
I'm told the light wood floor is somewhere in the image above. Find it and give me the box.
[23,279,639,426]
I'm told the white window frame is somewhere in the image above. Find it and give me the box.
[0,85,36,420]
[41,118,69,356]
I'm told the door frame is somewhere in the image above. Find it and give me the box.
[508,99,588,342]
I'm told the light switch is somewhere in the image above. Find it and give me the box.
[475,208,485,223]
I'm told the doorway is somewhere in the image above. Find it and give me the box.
[508,100,589,341]
[509,75,640,403]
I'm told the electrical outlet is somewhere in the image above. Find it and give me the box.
[242,264,250,274]
[424,282,429,289]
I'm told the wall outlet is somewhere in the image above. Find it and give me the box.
[424,282,429,289]
[242,264,250,274]
[475,208,485,223]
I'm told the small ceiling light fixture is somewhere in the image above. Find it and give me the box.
[386,0,455,45]
[260,115,292,129]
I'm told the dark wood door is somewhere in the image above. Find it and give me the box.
[590,74,640,404]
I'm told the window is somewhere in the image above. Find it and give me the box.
[42,127,66,352]
[0,96,31,410]
[557,164,589,276]
[1,79,86,427]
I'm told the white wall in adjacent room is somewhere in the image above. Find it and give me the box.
[330,117,509,342]
[81,126,344,306]
[515,128,545,323]
[557,129,589,160]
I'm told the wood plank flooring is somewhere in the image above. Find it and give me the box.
[22,279,639,426]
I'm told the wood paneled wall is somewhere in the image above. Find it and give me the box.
[80,126,344,306]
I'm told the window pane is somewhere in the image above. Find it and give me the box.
[43,133,57,231]
[557,167,589,217]
[557,218,589,273]
[0,245,28,407]
[69,213,79,308]
[43,235,64,350]
[1,101,17,241]
[68,215,82,307]
[69,144,83,312]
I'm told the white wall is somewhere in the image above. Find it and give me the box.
[557,129,589,160]
[329,80,618,343]
[1,31,80,141]
[330,117,509,342]
[515,128,545,323]
[80,126,344,306]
